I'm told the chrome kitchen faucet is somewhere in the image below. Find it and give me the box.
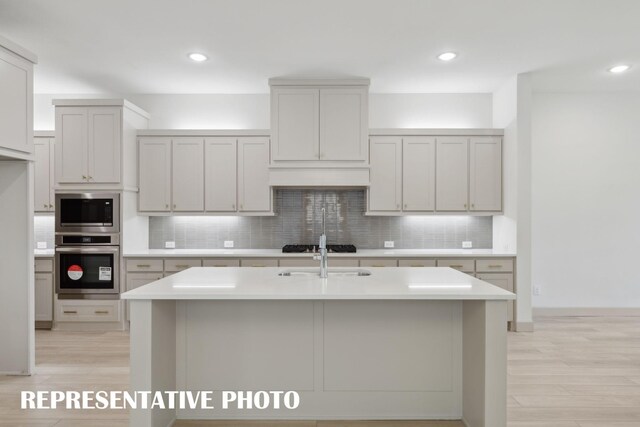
[313,207,329,278]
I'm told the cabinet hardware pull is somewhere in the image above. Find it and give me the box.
[136,264,151,268]
[464,204,467,208]
[63,310,77,314]
[404,204,407,208]
[175,264,190,268]
[88,176,93,180]
[253,265,266,267]
[94,310,109,314]
[472,204,475,208]
[44,204,48,208]
[450,264,464,268]
[82,175,87,180]
[488,265,503,268]
[49,204,53,208]
[372,264,385,267]
[173,204,176,209]
[165,204,169,209]
[410,264,423,267]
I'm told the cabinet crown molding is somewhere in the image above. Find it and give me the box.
[269,77,370,86]
[52,99,150,119]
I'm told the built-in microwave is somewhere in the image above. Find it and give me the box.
[55,193,120,234]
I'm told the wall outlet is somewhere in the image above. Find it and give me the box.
[165,241,176,249]
[384,241,395,248]
[533,286,541,296]
[462,241,473,249]
[36,241,47,249]
[224,240,234,248]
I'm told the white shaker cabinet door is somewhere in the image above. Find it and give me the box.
[138,138,171,212]
[55,107,88,184]
[271,87,319,160]
[172,138,204,212]
[319,87,368,161]
[238,137,271,212]
[0,49,32,154]
[34,139,53,212]
[87,107,121,184]
[402,136,436,211]
[205,137,237,212]
[34,273,53,322]
[436,137,469,212]
[369,137,402,212]
[470,137,502,211]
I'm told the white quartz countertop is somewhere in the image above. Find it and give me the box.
[121,267,516,301]
[122,248,516,258]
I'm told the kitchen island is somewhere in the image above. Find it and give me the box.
[122,266,515,427]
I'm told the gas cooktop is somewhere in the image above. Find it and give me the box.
[282,244,357,253]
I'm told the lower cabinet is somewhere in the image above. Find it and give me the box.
[240,258,279,267]
[125,272,163,321]
[55,299,121,323]
[34,258,54,329]
[398,259,436,267]
[359,258,398,267]
[476,273,515,325]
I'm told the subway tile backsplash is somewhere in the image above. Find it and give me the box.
[149,190,492,249]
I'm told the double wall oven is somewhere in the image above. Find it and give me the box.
[55,193,121,298]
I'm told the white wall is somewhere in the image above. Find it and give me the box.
[34,93,493,130]
[532,92,640,308]
[492,74,533,330]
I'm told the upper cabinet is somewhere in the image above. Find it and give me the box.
[435,137,469,212]
[238,137,271,212]
[367,131,503,215]
[172,138,204,212]
[0,42,35,159]
[403,137,436,212]
[138,138,171,212]
[469,137,502,212]
[137,132,273,216]
[53,99,149,190]
[34,134,55,212]
[270,79,369,163]
[369,137,402,212]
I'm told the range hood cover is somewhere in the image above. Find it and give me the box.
[269,166,370,187]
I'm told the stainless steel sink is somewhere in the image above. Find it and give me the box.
[278,269,372,277]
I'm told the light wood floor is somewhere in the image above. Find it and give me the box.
[0,317,639,426]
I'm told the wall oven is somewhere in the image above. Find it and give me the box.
[55,234,120,297]
[55,193,120,234]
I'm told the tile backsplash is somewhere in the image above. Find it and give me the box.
[149,190,492,249]
[34,215,55,249]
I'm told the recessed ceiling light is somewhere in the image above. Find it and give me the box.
[188,53,208,62]
[609,64,630,73]
[437,52,457,61]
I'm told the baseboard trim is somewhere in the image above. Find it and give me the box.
[515,321,534,332]
[534,307,640,317]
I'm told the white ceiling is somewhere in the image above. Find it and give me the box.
[1,0,639,94]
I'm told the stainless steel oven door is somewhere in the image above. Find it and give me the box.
[55,246,120,295]
[55,193,120,234]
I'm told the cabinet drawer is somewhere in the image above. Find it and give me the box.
[55,300,121,322]
[202,259,241,267]
[35,258,54,272]
[328,259,359,268]
[359,258,398,267]
[278,258,318,267]
[126,259,164,272]
[240,259,279,267]
[164,258,202,272]
[398,259,436,267]
[437,259,475,273]
[476,259,513,273]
